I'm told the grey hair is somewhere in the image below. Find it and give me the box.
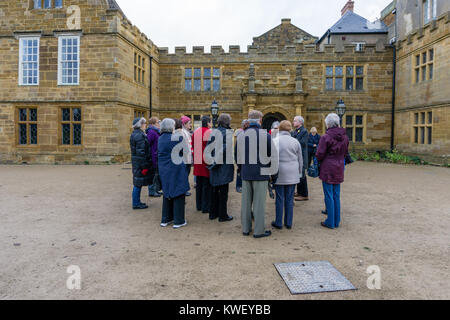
[294,116,305,125]
[160,118,175,133]
[217,113,232,128]
[248,110,263,120]
[271,121,280,129]
[133,117,147,129]
[325,113,341,129]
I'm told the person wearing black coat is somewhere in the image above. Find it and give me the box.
[307,127,321,167]
[206,114,234,222]
[292,116,309,201]
[130,117,153,210]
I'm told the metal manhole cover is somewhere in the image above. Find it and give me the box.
[274,261,357,295]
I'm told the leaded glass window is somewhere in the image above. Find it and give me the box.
[412,111,432,145]
[19,37,39,85]
[61,108,82,145]
[17,108,38,145]
[184,67,221,92]
[58,36,80,85]
[344,114,365,143]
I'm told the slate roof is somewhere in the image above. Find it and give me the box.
[318,11,388,43]
[107,0,126,18]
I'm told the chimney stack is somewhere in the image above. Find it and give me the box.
[341,0,354,16]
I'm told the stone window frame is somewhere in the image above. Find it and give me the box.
[343,113,367,144]
[134,109,148,120]
[16,107,38,146]
[184,67,221,92]
[353,42,365,52]
[33,0,63,9]
[324,65,365,91]
[413,48,434,84]
[411,110,433,145]
[134,52,146,86]
[59,107,82,146]
[422,0,437,25]
[18,36,40,86]
[57,34,80,86]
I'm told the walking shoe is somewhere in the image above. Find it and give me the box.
[253,231,272,239]
[268,189,275,199]
[285,225,292,230]
[271,221,282,230]
[149,193,161,198]
[243,232,250,236]
[209,216,218,220]
[173,222,188,229]
[294,196,309,201]
[185,191,191,197]
[236,187,242,193]
[321,222,334,229]
[160,221,174,227]
[133,204,148,210]
[219,216,233,222]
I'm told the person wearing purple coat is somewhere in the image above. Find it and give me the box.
[146,117,162,197]
[316,113,349,229]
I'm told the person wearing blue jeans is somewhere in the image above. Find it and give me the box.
[273,185,296,229]
[315,113,349,230]
[322,183,341,228]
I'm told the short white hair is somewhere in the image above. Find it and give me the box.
[160,118,175,133]
[133,117,147,129]
[294,116,304,125]
[325,113,341,129]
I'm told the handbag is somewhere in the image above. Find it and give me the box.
[345,153,354,165]
[307,156,320,178]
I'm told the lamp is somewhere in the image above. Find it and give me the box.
[211,99,219,128]
[335,99,346,125]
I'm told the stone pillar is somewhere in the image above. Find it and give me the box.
[295,63,303,93]
[249,63,256,93]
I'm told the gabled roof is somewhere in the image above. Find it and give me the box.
[318,11,388,44]
[252,19,317,48]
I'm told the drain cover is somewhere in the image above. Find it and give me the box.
[274,261,357,295]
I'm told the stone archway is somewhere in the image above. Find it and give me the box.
[262,112,286,130]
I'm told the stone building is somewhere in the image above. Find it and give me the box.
[381,0,450,162]
[0,0,158,164]
[0,0,448,164]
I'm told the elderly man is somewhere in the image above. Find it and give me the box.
[292,116,309,201]
[236,110,273,238]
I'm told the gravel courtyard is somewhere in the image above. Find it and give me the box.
[0,162,449,300]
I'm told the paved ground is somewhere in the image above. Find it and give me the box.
[0,162,449,300]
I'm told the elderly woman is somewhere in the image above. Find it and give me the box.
[158,118,190,229]
[316,113,349,229]
[130,117,153,210]
[271,121,303,230]
[308,127,321,168]
[207,114,234,222]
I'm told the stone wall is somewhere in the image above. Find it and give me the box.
[0,0,158,163]
[395,11,450,162]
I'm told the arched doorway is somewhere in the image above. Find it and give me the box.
[262,112,286,130]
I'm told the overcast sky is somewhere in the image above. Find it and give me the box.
[115,0,393,53]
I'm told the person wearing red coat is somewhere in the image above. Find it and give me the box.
[192,116,213,214]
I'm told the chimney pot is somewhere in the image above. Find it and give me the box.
[341,0,355,16]
[282,18,291,25]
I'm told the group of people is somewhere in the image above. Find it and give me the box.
[129,109,349,236]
